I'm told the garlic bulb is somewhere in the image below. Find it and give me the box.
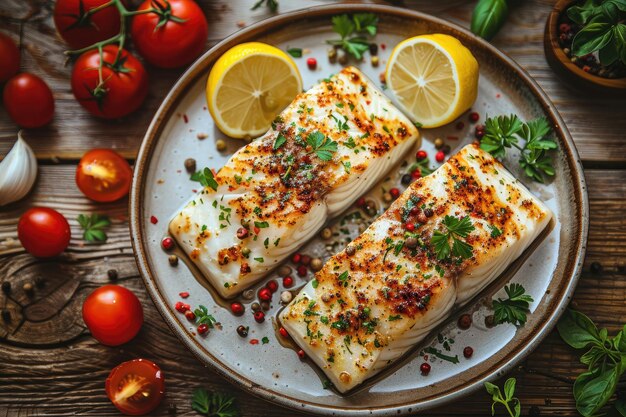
[0,131,38,206]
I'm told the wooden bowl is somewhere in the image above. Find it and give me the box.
[544,0,626,96]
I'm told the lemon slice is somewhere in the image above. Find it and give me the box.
[385,34,479,128]
[207,42,303,139]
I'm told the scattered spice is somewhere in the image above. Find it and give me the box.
[469,111,480,122]
[179,291,190,298]
[434,137,444,149]
[215,139,227,152]
[161,237,175,251]
[458,313,472,330]
[435,151,445,163]
[258,287,272,302]
[283,276,294,288]
[168,255,179,266]
[150,216,159,224]
[184,158,196,173]
[420,363,431,375]
[107,269,118,281]
[280,291,293,304]
[237,325,249,337]
[463,346,474,358]
[230,302,245,316]
[306,57,317,70]
[278,265,292,277]
[254,311,265,323]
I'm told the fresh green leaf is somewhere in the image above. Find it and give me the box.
[572,16,615,57]
[353,13,378,36]
[251,0,277,12]
[191,167,218,191]
[492,283,534,326]
[327,13,378,59]
[286,48,302,58]
[480,114,523,158]
[484,378,521,417]
[273,133,287,150]
[191,387,238,417]
[574,365,621,417]
[431,216,475,260]
[306,131,338,161]
[557,309,601,349]
[432,231,451,260]
[615,395,626,417]
[331,14,355,39]
[471,0,509,40]
[77,213,111,242]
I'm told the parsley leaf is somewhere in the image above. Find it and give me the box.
[493,283,534,326]
[273,133,287,150]
[191,167,218,191]
[432,216,475,260]
[191,387,238,417]
[77,213,111,242]
[326,13,378,59]
[306,131,338,161]
[480,115,557,183]
[194,305,217,328]
[251,0,277,12]
[286,48,302,58]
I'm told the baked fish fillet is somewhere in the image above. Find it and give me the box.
[169,67,420,298]
[279,143,552,392]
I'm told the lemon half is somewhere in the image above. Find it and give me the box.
[385,34,479,128]
[207,42,303,139]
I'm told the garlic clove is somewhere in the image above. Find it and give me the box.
[0,131,38,206]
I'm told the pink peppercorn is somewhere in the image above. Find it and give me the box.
[179,292,190,298]
[416,150,427,160]
[435,151,445,163]
[230,302,245,316]
[161,237,174,251]
[184,310,196,321]
[389,188,400,199]
[301,255,311,266]
[279,327,288,338]
[266,280,279,293]
[197,323,209,335]
[254,311,265,323]
[297,349,306,359]
[307,57,317,70]
[469,112,480,123]
[420,363,431,375]
[405,222,415,232]
[356,197,366,207]
[463,346,474,358]
[175,301,189,313]
[283,276,294,287]
[150,216,158,224]
[258,287,272,302]
[456,121,464,130]
[297,265,308,277]
[292,253,302,264]
[411,169,422,180]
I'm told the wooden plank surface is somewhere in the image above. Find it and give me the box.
[1,0,625,416]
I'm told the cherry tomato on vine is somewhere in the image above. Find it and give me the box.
[71,45,148,119]
[17,207,71,258]
[0,32,20,83]
[105,359,165,415]
[54,0,122,49]
[131,0,208,69]
[3,73,55,128]
[76,149,132,202]
[82,285,144,346]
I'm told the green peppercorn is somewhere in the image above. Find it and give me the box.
[216,139,227,152]
[310,258,323,272]
[320,228,332,240]
[434,138,444,149]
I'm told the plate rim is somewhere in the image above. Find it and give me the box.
[129,4,589,415]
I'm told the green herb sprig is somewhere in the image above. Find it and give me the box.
[194,305,217,329]
[431,215,475,260]
[251,0,277,13]
[306,131,338,161]
[480,115,557,183]
[191,167,219,191]
[484,378,521,417]
[568,0,626,66]
[492,283,534,326]
[192,387,238,417]
[557,309,626,417]
[77,213,111,242]
[326,13,378,60]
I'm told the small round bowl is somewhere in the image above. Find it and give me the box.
[544,0,626,96]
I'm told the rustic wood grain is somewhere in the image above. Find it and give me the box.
[0,0,625,164]
[1,0,625,416]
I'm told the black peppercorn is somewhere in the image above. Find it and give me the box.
[590,261,602,274]
[184,158,196,173]
[107,269,118,281]
[236,325,249,337]
[168,403,177,415]
[458,314,472,330]
[1,309,10,322]
[1,281,10,294]
[401,174,412,185]
[369,43,378,56]
[441,144,451,155]
[424,208,434,217]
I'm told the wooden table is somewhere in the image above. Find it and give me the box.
[1,0,625,415]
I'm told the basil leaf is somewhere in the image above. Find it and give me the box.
[616,396,626,417]
[571,16,614,57]
[471,0,509,40]
[574,365,621,417]
[567,0,601,24]
[504,377,516,401]
[557,309,602,349]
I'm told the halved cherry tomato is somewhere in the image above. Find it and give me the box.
[18,207,71,258]
[105,359,165,415]
[0,32,20,83]
[82,285,144,346]
[3,73,55,128]
[76,149,132,202]
[71,46,148,119]
[54,0,122,49]
[131,0,208,68]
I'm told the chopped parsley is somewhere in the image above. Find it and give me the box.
[488,224,503,238]
[254,257,264,263]
[273,133,287,150]
[254,221,269,229]
[342,161,351,173]
[286,47,302,58]
[306,131,338,161]
[388,314,402,321]
[338,271,350,287]
[261,336,270,344]
[191,167,218,191]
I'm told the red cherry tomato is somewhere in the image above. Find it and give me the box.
[82,285,144,346]
[53,0,122,49]
[76,149,132,202]
[71,46,148,119]
[105,359,165,415]
[131,0,208,68]
[17,207,71,258]
[3,73,55,128]
[0,32,20,83]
